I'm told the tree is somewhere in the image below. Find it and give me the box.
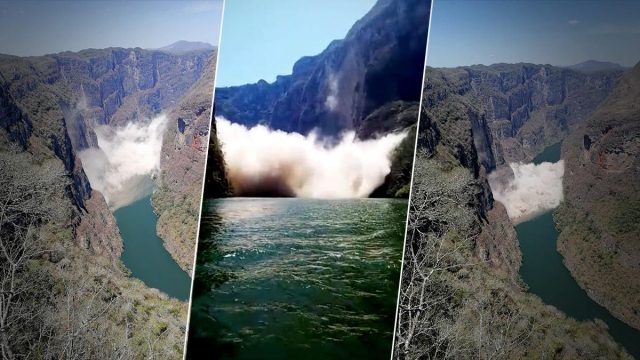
[0,149,71,359]
[393,153,541,360]
[394,154,479,359]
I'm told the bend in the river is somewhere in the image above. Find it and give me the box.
[515,142,640,358]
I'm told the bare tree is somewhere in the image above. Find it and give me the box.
[459,276,538,360]
[0,150,71,359]
[393,153,546,360]
[53,276,123,360]
[394,155,480,360]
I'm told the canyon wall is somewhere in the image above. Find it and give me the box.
[152,52,219,274]
[0,45,216,289]
[556,61,640,330]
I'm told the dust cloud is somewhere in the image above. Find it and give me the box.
[216,116,406,198]
[78,114,168,210]
[488,160,565,224]
[325,74,339,111]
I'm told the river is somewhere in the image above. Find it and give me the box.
[186,197,407,360]
[515,142,640,358]
[113,194,192,301]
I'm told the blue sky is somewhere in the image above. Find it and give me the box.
[215,0,377,87]
[427,0,640,68]
[0,0,223,56]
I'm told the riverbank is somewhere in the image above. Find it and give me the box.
[114,194,192,301]
[515,143,640,358]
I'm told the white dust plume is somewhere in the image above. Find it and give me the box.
[77,114,168,210]
[216,116,407,198]
[325,74,339,111]
[488,160,565,224]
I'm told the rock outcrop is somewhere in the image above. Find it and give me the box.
[556,61,640,330]
[0,47,213,270]
[211,0,431,198]
[152,51,219,274]
[216,0,429,139]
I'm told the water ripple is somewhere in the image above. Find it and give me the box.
[188,198,407,360]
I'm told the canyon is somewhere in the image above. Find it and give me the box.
[0,42,217,358]
[556,61,640,330]
[211,0,431,198]
[396,61,637,358]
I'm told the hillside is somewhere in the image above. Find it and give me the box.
[211,0,431,197]
[154,40,215,54]
[566,60,628,73]
[393,63,631,359]
[0,46,214,358]
[556,61,640,330]
[151,51,219,274]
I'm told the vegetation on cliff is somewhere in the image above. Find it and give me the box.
[0,149,187,359]
[0,46,215,358]
[150,51,231,274]
[202,105,233,199]
[556,61,640,330]
[393,66,631,358]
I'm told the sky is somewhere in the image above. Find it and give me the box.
[0,0,223,56]
[215,0,377,87]
[427,0,640,68]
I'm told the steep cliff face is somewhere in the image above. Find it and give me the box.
[556,61,640,330]
[360,100,420,198]
[54,47,211,148]
[0,79,32,150]
[217,0,429,138]
[211,0,430,198]
[0,46,209,358]
[0,56,119,263]
[423,64,621,170]
[1,48,210,149]
[0,47,213,267]
[418,70,517,278]
[417,63,621,280]
[202,102,233,199]
[151,52,218,274]
[396,62,630,358]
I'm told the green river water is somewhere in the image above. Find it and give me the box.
[515,142,640,358]
[113,194,192,301]
[186,197,407,360]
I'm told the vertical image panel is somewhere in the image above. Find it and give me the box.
[186,0,432,359]
[0,1,223,359]
[393,0,640,359]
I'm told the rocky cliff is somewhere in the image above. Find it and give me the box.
[151,51,219,274]
[202,102,233,199]
[556,61,640,330]
[211,0,430,197]
[0,47,213,263]
[424,61,640,332]
[54,47,211,146]
[216,0,429,137]
[417,64,620,262]
[0,53,118,262]
[423,64,620,169]
[0,46,215,358]
[394,63,630,358]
